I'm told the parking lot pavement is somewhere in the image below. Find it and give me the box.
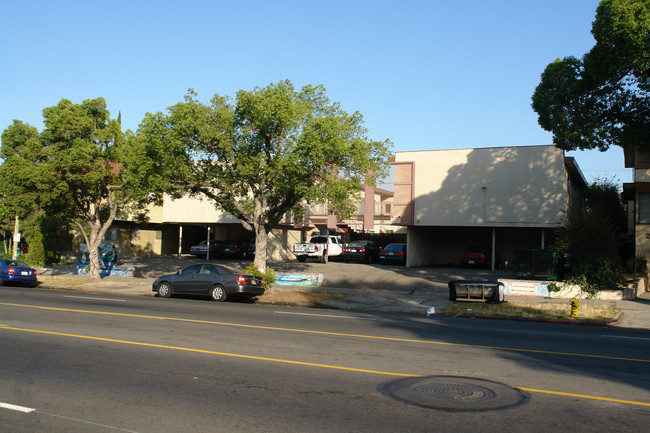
[45,255,513,292]
[35,256,650,328]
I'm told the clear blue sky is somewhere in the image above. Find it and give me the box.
[0,0,632,185]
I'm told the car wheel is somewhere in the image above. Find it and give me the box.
[366,255,373,264]
[157,282,172,298]
[210,285,227,302]
[297,256,306,262]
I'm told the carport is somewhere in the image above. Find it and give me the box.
[392,146,587,270]
[406,225,555,270]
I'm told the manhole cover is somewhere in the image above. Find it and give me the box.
[380,376,527,411]
[410,382,496,402]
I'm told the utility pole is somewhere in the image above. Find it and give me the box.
[12,214,19,260]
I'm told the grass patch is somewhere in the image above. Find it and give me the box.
[444,301,619,321]
[37,276,93,287]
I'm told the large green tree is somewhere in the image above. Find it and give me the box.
[139,80,392,271]
[555,178,626,292]
[532,0,650,151]
[1,98,158,278]
[0,120,66,262]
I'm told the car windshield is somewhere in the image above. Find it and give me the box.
[347,241,368,247]
[181,265,201,275]
[383,244,405,251]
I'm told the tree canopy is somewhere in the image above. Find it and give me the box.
[532,0,650,152]
[1,98,159,277]
[554,178,627,293]
[139,80,392,271]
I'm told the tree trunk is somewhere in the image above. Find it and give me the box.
[253,224,268,272]
[252,196,269,272]
[78,198,120,279]
[87,238,102,279]
[85,219,103,279]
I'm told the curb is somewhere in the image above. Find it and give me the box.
[448,312,621,326]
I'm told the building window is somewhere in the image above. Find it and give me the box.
[639,193,650,223]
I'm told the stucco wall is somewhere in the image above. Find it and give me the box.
[395,146,568,228]
[161,194,240,224]
[636,225,650,270]
[268,228,302,261]
[636,168,650,183]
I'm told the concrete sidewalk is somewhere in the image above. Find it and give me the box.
[35,256,650,330]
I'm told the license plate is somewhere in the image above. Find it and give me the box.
[252,280,257,285]
[469,260,475,264]
[21,271,29,275]
[389,252,394,255]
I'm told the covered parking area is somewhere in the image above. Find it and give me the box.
[406,225,555,270]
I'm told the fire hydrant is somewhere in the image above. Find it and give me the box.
[570,297,580,318]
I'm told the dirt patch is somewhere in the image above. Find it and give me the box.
[257,288,347,307]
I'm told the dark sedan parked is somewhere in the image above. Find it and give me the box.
[216,240,248,259]
[342,240,380,263]
[0,259,37,287]
[152,264,264,302]
[379,243,407,265]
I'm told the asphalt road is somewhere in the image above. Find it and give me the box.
[1,286,650,432]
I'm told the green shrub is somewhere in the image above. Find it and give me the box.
[546,282,562,293]
[24,230,46,266]
[565,260,623,297]
[243,264,277,290]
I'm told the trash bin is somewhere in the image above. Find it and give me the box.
[448,280,504,303]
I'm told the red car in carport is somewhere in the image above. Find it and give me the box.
[459,247,493,268]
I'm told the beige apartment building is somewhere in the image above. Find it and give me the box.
[107,184,397,261]
[391,145,587,267]
[105,144,587,266]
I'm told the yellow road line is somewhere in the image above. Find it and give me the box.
[2,322,649,408]
[516,387,650,407]
[0,324,419,378]
[1,301,649,363]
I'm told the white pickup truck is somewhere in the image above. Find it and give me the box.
[293,235,345,263]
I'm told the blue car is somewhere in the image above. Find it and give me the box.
[0,259,38,287]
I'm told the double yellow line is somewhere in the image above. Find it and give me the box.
[1,302,649,407]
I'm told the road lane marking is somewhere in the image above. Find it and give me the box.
[0,324,420,378]
[0,402,35,413]
[36,409,142,432]
[2,324,649,408]
[65,295,126,302]
[0,402,141,432]
[602,335,650,341]
[1,301,649,364]
[274,311,376,320]
[516,387,650,407]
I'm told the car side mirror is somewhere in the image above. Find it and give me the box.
[176,270,182,276]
